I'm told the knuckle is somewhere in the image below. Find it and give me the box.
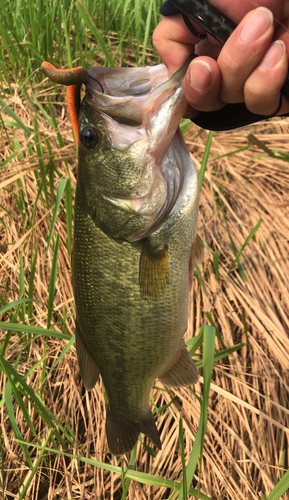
[219,53,242,80]
[245,81,279,114]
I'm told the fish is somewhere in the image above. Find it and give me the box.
[41,58,203,455]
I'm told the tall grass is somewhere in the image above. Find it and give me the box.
[1,0,289,499]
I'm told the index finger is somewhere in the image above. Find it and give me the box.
[153,15,201,74]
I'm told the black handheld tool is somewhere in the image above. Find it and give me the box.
[169,0,289,99]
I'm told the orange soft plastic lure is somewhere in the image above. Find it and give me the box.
[41,62,88,143]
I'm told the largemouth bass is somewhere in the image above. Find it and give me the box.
[41,58,203,455]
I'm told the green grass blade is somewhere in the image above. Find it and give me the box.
[213,144,251,160]
[2,370,33,468]
[45,178,67,259]
[141,0,153,64]
[179,417,187,499]
[241,308,249,346]
[267,469,289,500]
[75,1,115,67]
[33,117,49,209]
[186,324,204,355]
[202,324,215,430]
[204,312,225,348]
[3,362,40,445]
[0,321,71,340]
[47,233,59,329]
[280,449,286,478]
[227,218,261,274]
[0,97,31,134]
[150,392,176,415]
[179,394,203,500]
[42,335,75,385]
[179,325,216,500]
[0,151,19,168]
[123,439,137,496]
[247,134,276,157]
[213,343,246,362]
[1,357,71,447]
[138,434,158,457]
[199,131,213,192]
[219,196,247,282]
[0,298,33,315]
[180,118,193,136]
[28,246,38,321]
[120,457,126,497]
[61,4,73,68]
[31,95,55,128]
[19,251,25,321]
[19,431,53,500]
[194,264,208,296]
[0,355,44,410]
[16,442,213,499]
[212,249,219,280]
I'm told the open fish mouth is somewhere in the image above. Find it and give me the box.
[84,58,193,128]
[82,60,194,241]
[41,58,195,241]
[41,57,194,137]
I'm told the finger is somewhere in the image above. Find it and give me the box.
[152,15,201,75]
[244,40,289,115]
[209,0,284,24]
[217,7,275,103]
[183,57,224,112]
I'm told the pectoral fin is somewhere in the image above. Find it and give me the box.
[139,239,170,299]
[75,321,99,390]
[159,342,199,388]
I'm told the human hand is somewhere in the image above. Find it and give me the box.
[153,0,289,119]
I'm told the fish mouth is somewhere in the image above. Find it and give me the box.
[80,58,195,242]
[84,57,194,128]
[41,58,196,241]
[80,58,195,241]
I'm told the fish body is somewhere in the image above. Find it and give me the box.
[71,60,201,455]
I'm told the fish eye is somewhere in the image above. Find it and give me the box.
[80,127,98,149]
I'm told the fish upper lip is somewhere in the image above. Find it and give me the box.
[86,56,193,99]
[84,88,144,127]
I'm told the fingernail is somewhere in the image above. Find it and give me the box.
[241,7,273,43]
[262,40,286,69]
[189,60,213,91]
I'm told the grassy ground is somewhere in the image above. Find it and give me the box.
[1,0,289,498]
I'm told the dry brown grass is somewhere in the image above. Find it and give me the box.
[0,85,289,499]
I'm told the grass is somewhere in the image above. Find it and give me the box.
[0,0,289,498]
